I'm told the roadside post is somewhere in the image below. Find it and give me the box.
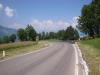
[2,50,5,58]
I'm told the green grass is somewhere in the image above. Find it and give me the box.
[79,38,100,75]
[0,41,49,60]
[81,38,100,50]
[0,41,35,51]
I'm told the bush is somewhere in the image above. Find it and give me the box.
[0,37,3,44]
[3,36,10,43]
[17,29,27,41]
[9,34,16,42]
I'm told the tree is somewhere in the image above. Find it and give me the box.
[17,28,27,41]
[78,0,100,38]
[45,32,49,39]
[26,25,37,41]
[0,37,3,44]
[94,0,100,37]
[78,4,95,37]
[41,32,46,40]
[74,29,80,40]
[57,30,65,40]
[65,26,75,40]
[38,33,42,40]
[9,34,16,42]
[64,26,79,40]
[3,36,10,43]
[49,32,56,39]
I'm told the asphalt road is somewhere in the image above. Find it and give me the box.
[0,42,76,75]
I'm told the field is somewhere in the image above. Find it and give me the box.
[79,38,100,75]
[0,41,49,60]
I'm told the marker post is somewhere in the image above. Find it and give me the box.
[2,50,5,58]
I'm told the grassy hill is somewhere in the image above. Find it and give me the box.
[79,38,100,75]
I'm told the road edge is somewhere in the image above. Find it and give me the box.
[0,43,53,63]
[74,42,89,75]
[73,43,78,75]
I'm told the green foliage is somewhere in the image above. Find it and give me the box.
[65,26,75,40]
[0,34,17,44]
[74,29,80,40]
[81,38,100,50]
[17,28,27,41]
[78,5,95,37]
[45,32,50,39]
[9,34,16,42]
[17,25,37,41]
[39,26,79,40]
[49,32,56,39]
[41,32,46,40]
[56,30,65,40]
[38,33,42,40]
[0,37,3,44]
[64,26,79,40]
[3,36,10,43]
[78,0,100,38]
[26,25,37,41]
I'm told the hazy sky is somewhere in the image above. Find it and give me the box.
[0,0,91,32]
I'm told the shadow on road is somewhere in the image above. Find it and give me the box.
[62,40,75,44]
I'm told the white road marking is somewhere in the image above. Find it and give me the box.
[75,42,89,75]
[73,44,79,75]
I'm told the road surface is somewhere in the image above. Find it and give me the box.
[0,42,76,75]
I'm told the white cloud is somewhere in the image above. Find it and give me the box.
[0,3,15,17]
[5,6,14,17]
[30,17,79,32]
[30,19,70,32]
[73,16,79,21]
[0,3,3,10]
[71,16,79,27]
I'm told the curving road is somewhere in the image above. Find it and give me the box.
[0,42,76,75]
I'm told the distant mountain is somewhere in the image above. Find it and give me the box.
[0,25,17,36]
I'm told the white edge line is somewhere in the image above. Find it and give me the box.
[73,44,79,75]
[75,42,89,75]
[0,43,53,63]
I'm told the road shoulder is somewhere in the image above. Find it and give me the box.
[0,41,53,63]
[74,42,89,75]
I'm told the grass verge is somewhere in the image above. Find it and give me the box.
[78,38,100,75]
[0,41,49,60]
